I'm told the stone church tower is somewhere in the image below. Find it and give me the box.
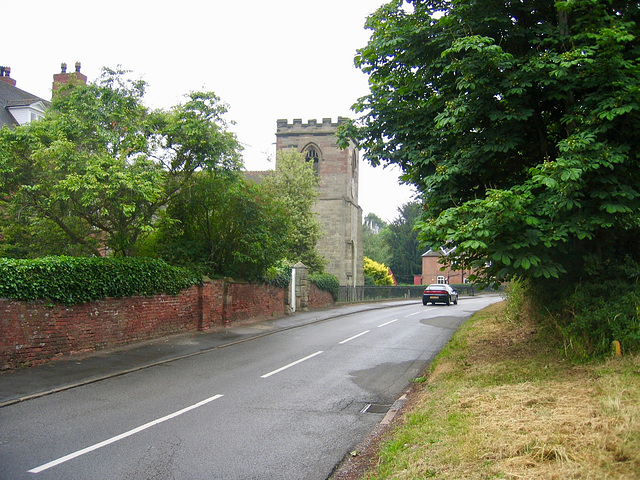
[276,118,364,287]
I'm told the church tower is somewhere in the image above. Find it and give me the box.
[276,118,364,287]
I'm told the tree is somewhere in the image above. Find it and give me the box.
[261,149,326,273]
[151,172,291,279]
[362,213,391,265]
[341,0,640,291]
[0,68,242,257]
[385,202,423,285]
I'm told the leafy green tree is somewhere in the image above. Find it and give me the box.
[385,202,423,285]
[261,149,326,273]
[341,0,640,292]
[0,213,96,258]
[152,172,290,280]
[0,68,242,257]
[363,213,391,265]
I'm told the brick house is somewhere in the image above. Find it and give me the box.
[420,246,474,285]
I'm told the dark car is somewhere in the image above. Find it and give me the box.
[422,284,458,306]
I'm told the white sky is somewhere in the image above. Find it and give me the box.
[4,0,416,223]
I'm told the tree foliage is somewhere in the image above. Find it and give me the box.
[149,172,291,280]
[362,213,391,265]
[385,201,423,284]
[0,68,242,257]
[341,0,640,292]
[261,149,326,273]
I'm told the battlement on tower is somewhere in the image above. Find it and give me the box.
[276,117,350,135]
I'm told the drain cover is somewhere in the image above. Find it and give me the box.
[361,403,392,414]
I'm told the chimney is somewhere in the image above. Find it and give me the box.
[52,61,87,96]
[0,66,17,87]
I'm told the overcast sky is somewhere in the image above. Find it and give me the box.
[4,0,416,222]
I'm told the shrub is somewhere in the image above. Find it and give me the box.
[262,261,292,288]
[363,256,394,286]
[310,273,340,301]
[0,256,200,304]
[555,281,640,358]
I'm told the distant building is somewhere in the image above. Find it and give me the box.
[421,246,474,285]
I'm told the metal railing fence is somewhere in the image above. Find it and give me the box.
[337,284,493,303]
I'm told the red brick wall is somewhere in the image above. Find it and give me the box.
[0,286,201,370]
[224,282,286,322]
[0,279,335,370]
[307,283,334,309]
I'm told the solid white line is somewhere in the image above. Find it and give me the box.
[378,319,398,328]
[28,394,224,474]
[260,351,324,378]
[339,330,371,344]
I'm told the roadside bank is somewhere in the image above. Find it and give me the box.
[331,301,640,479]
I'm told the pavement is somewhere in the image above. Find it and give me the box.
[0,300,420,408]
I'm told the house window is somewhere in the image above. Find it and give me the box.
[437,275,445,284]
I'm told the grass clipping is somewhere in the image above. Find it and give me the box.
[366,301,640,480]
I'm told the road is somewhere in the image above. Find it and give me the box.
[0,295,501,480]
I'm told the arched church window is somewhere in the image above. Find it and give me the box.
[304,146,319,174]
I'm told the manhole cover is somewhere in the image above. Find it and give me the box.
[361,403,392,414]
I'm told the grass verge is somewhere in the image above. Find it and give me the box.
[356,301,640,479]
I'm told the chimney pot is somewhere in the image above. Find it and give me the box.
[53,60,87,96]
[0,66,16,86]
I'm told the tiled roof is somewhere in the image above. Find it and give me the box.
[0,80,50,128]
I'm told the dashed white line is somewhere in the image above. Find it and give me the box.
[339,330,371,344]
[260,351,324,378]
[378,319,398,328]
[28,394,224,474]
[406,312,421,317]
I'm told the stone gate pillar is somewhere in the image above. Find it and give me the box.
[292,262,309,312]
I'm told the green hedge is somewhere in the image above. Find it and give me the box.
[310,273,340,301]
[0,256,200,304]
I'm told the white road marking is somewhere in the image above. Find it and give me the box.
[406,312,421,317]
[339,330,371,344]
[378,319,398,328]
[260,351,324,378]
[28,394,224,474]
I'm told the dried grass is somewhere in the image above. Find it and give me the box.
[364,301,640,480]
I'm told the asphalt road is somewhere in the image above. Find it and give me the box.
[0,296,501,480]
